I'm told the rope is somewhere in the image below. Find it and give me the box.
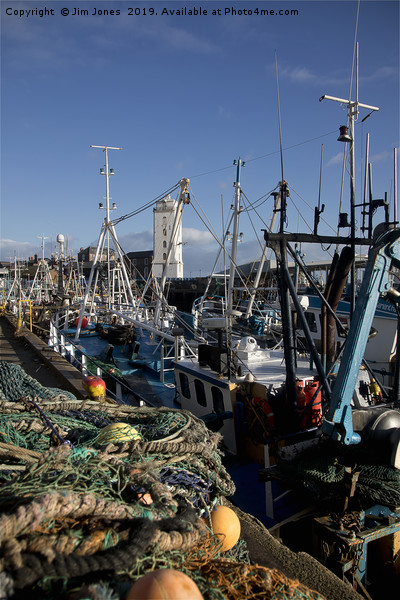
[8,508,202,589]
[0,363,327,600]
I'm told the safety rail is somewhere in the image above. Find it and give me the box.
[49,303,198,404]
[49,305,153,406]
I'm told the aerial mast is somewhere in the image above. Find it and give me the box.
[75,145,137,340]
[319,43,379,316]
[227,158,244,318]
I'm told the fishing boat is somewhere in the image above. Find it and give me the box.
[172,50,400,595]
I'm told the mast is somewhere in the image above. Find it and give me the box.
[265,53,299,426]
[395,147,398,226]
[320,43,379,316]
[57,233,65,297]
[227,158,244,317]
[245,190,281,319]
[92,144,121,310]
[75,145,138,340]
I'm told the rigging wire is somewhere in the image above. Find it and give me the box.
[188,187,230,249]
[110,182,181,226]
[188,129,341,181]
[240,184,280,215]
[240,189,274,233]
[287,184,338,235]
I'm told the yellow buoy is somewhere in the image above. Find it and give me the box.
[96,422,142,445]
[210,505,241,552]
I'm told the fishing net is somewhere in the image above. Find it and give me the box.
[263,442,400,509]
[0,362,327,600]
[0,361,76,403]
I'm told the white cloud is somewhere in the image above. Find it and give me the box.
[0,239,36,260]
[287,67,316,82]
[325,152,345,168]
[361,66,398,83]
[274,63,397,88]
[114,17,220,56]
[218,106,234,120]
[158,25,218,54]
[370,150,391,163]
[114,230,153,253]
[183,228,215,245]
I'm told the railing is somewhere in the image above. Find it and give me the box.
[49,303,197,405]
[109,308,198,383]
[49,305,153,406]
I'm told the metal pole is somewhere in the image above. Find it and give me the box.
[227,158,243,316]
[349,108,356,317]
[245,191,280,319]
[362,133,369,233]
[368,163,373,239]
[395,147,398,225]
[90,145,122,309]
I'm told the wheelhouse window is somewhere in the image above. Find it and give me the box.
[194,378,207,407]
[211,386,224,414]
[179,373,190,399]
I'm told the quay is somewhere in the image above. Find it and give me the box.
[0,313,86,398]
[0,312,363,600]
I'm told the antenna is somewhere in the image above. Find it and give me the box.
[395,148,398,226]
[37,233,49,262]
[90,145,122,225]
[273,51,297,419]
[74,146,136,340]
[319,42,379,317]
[314,145,325,234]
[275,51,285,186]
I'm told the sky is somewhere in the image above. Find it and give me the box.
[1,0,399,277]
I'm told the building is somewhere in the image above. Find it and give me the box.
[77,246,117,264]
[152,195,183,279]
[77,246,117,278]
[125,250,153,282]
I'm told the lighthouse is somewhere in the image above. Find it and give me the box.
[152,194,184,279]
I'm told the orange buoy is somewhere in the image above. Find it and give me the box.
[126,569,203,600]
[210,505,241,552]
[75,316,88,328]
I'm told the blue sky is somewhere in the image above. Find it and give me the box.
[1,0,399,276]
